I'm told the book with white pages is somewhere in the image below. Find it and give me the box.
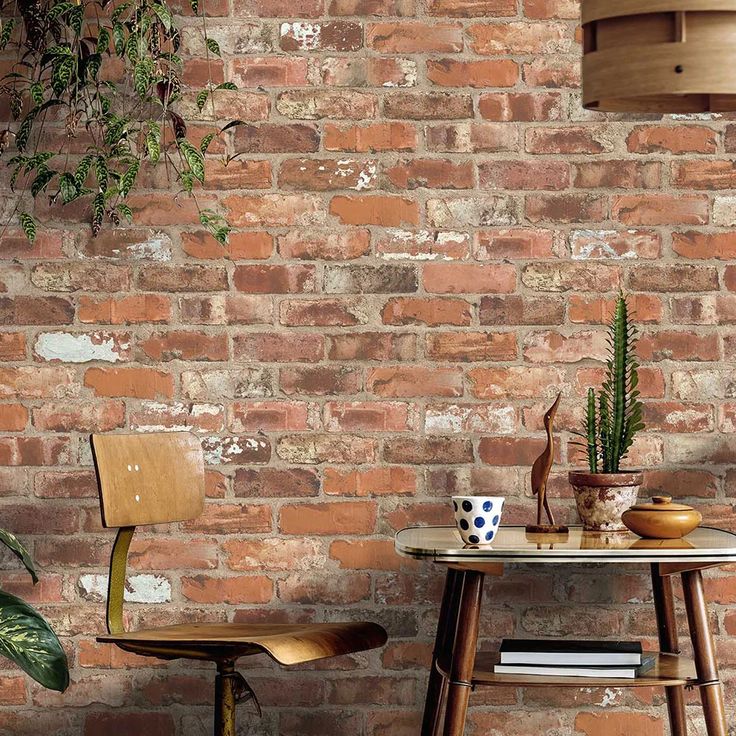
[493,655,656,680]
[498,639,643,666]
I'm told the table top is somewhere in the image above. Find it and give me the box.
[395,525,736,564]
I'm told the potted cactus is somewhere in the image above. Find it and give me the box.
[570,293,645,531]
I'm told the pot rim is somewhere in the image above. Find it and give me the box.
[569,469,644,486]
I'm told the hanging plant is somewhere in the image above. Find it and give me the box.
[0,0,235,243]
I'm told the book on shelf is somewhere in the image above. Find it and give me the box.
[499,639,644,666]
[493,655,656,680]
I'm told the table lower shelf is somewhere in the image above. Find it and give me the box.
[437,652,697,688]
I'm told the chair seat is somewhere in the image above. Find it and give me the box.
[98,621,387,666]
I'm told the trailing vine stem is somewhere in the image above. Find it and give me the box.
[0,0,235,243]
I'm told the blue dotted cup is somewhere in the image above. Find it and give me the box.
[451,496,504,546]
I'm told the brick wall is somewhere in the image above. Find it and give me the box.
[2,0,736,733]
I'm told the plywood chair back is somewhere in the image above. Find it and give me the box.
[91,432,205,634]
[91,432,205,528]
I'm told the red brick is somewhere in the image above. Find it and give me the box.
[278,572,371,605]
[382,297,472,326]
[280,21,362,51]
[181,231,273,260]
[479,92,562,121]
[384,158,474,189]
[84,712,175,736]
[627,125,717,154]
[225,193,322,227]
[78,295,171,324]
[523,330,608,363]
[234,467,320,498]
[32,401,125,432]
[479,160,569,190]
[468,366,566,399]
[136,265,227,292]
[276,89,377,119]
[637,331,720,362]
[367,366,462,397]
[0,333,26,361]
[672,231,736,259]
[384,91,472,119]
[324,122,417,152]
[0,403,26,431]
[469,21,572,54]
[280,366,362,396]
[383,437,473,464]
[328,332,416,360]
[479,295,564,325]
[523,56,580,87]
[426,331,517,361]
[479,437,547,466]
[0,296,74,325]
[428,0,515,14]
[427,59,518,87]
[570,229,661,260]
[612,195,708,225]
[233,123,320,153]
[231,56,309,87]
[0,367,78,399]
[84,368,174,399]
[0,437,70,466]
[423,263,516,293]
[179,295,272,325]
[324,466,416,496]
[330,194,419,226]
[569,294,663,324]
[229,401,311,431]
[182,575,272,604]
[281,298,367,326]
[324,401,412,431]
[321,57,417,87]
[474,228,557,259]
[278,229,371,260]
[574,161,661,189]
[128,402,225,433]
[233,264,315,293]
[374,229,470,259]
[526,194,607,223]
[426,122,518,153]
[138,331,229,361]
[233,333,324,362]
[182,503,271,534]
[280,501,377,534]
[628,264,718,292]
[574,712,663,736]
[286,154,377,189]
[367,22,462,52]
[277,434,378,464]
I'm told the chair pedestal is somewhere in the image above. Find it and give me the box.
[214,661,237,736]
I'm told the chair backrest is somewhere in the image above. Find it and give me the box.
[91,432,205,528]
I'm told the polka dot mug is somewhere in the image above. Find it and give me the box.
[451,496,504,545]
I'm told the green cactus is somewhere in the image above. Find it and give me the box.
[581,294,645,473]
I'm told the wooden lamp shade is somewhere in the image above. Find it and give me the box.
[582,0,736,113]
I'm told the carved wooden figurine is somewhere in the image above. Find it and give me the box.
[526,393,569,535]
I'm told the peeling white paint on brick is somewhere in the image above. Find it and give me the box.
[570,229,639,260]
[281,22,321,50]
[34,332,128,363]
[202,435,268,464]
[425,405,516,434]
[78,573,171,603]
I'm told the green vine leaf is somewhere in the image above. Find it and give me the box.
[31,167,55,197]
[133,59,152,98]
[68,5,84,35]
[29,82,44,106]
[91,193,105,236]
[205,38,221,57]
[96,27,110,54]
[190,0,199,13]
[179,140,205,183]
[47,2,74,21]
[196,88,208,112]
[112,22,125,55]
[59,172,78,203]
[0,19,14,51]
[117,203,133,223]
[146,123,161,163]
[119,160,139,197]
[200,132,215,154]
[215,81,237,91]
[51,56,75,96]
[19,213,36,243]
[0,529,37,583]
[152,3,173,31]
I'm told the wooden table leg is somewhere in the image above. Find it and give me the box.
[441,570,484,736]
[682,569,728,736]
[422,568,463,736]
[651,563,687,736]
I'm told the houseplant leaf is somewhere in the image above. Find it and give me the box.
[0,590,68,692]
[0,529,37,584]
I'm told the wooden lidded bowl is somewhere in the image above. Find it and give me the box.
[622,496,702,539]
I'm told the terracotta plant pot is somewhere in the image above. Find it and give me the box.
[569,470,643,532]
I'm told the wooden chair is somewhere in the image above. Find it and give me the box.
[91,432,387,736]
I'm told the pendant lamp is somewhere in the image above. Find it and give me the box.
[582,0,736,113]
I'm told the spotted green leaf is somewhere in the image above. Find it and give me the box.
[29,82,44,106]
[120,160,139,197]
[0,590,68,692]
[51,56,75,96]
[199,132,215,154]
[146,123,161,163]
[0,19,14,51]
[31,167,55,197]
[179,140,205,183]
[0,529,36,583]
[58,173,78,203]
[205,37,220,57]
[196,88,208,112]
[97,27,110,54]
[19,213,36,243]
[91,193,105,236]
[152,3,173,31]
